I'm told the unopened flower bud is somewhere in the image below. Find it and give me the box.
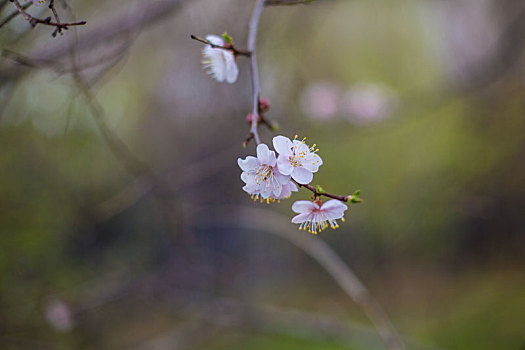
[259,98,270,112]
[246,113,262,124]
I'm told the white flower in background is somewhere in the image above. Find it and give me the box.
[238,144,291,202]
[341,83,397,124]
[201,35,239,84]
[44,298,74,332]
[291,199,348,234]
[273,135,322,185]
[300,82,341,121]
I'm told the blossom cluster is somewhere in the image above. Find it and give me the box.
[197,33,355,235]
[238,135,348,234]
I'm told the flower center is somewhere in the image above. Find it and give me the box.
[255,165,273,182]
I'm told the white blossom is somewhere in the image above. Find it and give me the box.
[274,180,298,200]
[291,199,348,234]
[238,144,291,202]
[28,0,49,6]
[201,35,239,84]
[44,298,74,332]
[273,135,323,185]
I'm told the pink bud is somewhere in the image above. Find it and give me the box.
[259,98,270,112]
[246,113,262,124]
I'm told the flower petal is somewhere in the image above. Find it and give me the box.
[274,170,291,185]
[301,153,323,173]
[321,199,348,219]
[256,144,275,166]
[238,156,259,172]
[224,52,239,84]
[205,35,224,46]
[275,181,298,199]
[292,139,310,155]
[276,156,293,175]
[291,212,311,224]
[272,136,293,156]
[240,171,250,184]
[291,166,313,185]
[204,50,227,82]
[291,200,319,214]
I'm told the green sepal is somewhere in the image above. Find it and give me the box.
[222,32,233,44]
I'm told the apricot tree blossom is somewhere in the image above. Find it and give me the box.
[201,35,239,84]
[291,199,348,234]
[238,144,291,202]
[192,1,361,236]
[273,135,323,185]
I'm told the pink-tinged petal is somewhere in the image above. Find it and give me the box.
[276,156,293,175]
[321,199,348,219]
[224,53,239,84]
[271,180,282,197]
[291,166,313,185]
[259,181,271,199]
[240,171,250,184]
[286,181,298,192]
[272,136,293,156]
[238,156,259,172]
[242,183,257,194]
[256,144,275,165]
[292,139,310,154]
[274,170,291,185]
[275,181,298,199]
[205,35,224,46]
[301,153,323,172]
[291,212,311,224]
[291,200,319,214]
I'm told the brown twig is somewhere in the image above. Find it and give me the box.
[295,181,357,203]
[247,0,265,146]
[0,0,30,28]
[190,34,251,57]
[10,0,86,36]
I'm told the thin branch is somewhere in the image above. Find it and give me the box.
[0,0,30,29]
[247,0,265,146]
[202,206,406,350]
[11,0,86,35]
[73,73,153,178]
[190,34,251,57]
[296,181,359,203]
[0,0,188,86]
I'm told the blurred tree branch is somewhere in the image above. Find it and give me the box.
[0,0,189,85]
[195,205,406,350]
[0,0,30,29]
[9,0,86,36]
[463,1,525,90]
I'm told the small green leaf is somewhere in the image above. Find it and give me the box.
[315,185,325,194]
[222,32,233,44]
[353,189,361,196]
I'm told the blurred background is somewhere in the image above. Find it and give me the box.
[0,0,524,349]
